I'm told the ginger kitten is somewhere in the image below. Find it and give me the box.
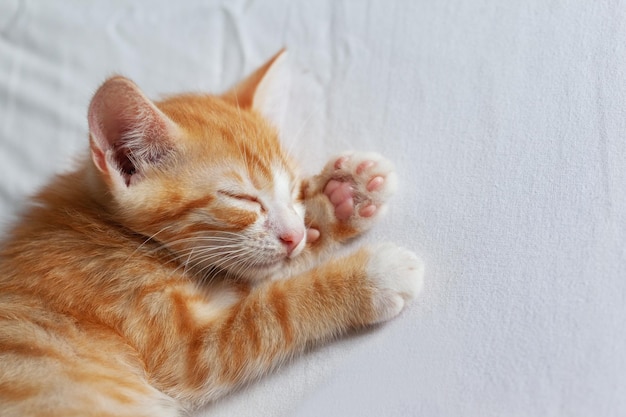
[0,51,423,416]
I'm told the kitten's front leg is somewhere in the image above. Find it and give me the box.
[183,243,422,407]
[303,152,397,249]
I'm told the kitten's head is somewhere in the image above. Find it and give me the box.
[87,51,306,281]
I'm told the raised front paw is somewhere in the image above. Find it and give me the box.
[366,243,424,324]
[322,151,397,230]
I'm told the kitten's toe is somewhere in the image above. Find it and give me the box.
[367,176,385,192]
[358,203,377,218]
[306,227,321,242]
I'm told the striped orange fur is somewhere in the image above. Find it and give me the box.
[0,50,423,416]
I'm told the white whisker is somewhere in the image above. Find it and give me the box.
[126,225,174,261]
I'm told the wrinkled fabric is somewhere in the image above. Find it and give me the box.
[0,1,625,416]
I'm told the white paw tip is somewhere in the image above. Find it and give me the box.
[367,243,425,323]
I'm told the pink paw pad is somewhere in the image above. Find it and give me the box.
[356,161,375,174]
[367,176,384,192]
[359,204,377,218]
[324,180,355,220]
[334,156,349,169]
[323,156,388,221]
[306,227,321,243]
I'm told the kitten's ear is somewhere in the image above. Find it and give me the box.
[88,76,179,187]
[224,49,290,128]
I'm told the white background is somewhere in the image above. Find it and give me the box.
[1,1,625,416]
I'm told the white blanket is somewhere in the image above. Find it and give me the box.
[1,1,625,416]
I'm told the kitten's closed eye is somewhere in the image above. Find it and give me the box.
[219,190,266,211]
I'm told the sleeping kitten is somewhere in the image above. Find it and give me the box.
[0,50,423,416]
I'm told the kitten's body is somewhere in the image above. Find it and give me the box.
[0,51,423,416]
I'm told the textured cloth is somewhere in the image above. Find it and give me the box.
[1,1,625,416]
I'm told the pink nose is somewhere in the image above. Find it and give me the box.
[280,229,305,255]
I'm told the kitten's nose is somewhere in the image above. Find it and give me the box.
[280,229,305,255]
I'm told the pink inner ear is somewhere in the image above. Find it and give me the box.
[87,77,176,185]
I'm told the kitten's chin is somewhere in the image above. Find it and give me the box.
[198,247,301,282]
[227,255,296,282]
